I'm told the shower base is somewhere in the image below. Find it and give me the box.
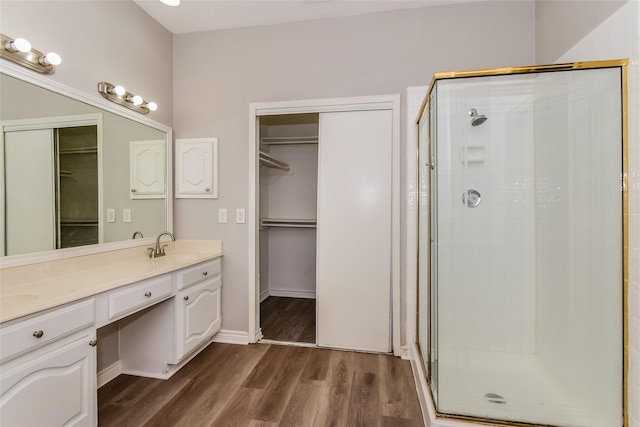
[434,348,608,427]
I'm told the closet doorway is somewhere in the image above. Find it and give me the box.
[249,95,401,355]
[258,113,319,344]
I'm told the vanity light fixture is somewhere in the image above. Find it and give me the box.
[97,81,158,115]
[160,0,181,6]
[0,33,62,74]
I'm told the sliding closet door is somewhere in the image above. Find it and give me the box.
[317,109,392,353]
[3,129,56,255]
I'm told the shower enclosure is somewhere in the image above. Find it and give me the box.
[416,60,628,427]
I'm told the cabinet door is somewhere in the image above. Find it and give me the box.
[129,140,166,199]
[175,138,218,198]
[0,333,97,427]
[176,277,221,359]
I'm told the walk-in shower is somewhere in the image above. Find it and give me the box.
[416,60,628,427]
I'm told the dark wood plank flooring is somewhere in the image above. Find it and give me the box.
[260,297,316,343]
[98,343,424,427]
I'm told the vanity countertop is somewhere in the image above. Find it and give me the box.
[0,240,222,324]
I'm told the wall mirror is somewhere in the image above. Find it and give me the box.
[0,66,172,259]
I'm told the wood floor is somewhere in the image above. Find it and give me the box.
[98,343,424,427]
[261,296,316,343]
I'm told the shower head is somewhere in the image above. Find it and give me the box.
[468,108,488,126]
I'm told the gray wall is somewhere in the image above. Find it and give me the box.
[172,1,537,337]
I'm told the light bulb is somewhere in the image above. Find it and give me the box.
[160,0,180,6]
[39,52,62,66]
[6,37,31,53]
[112,85,126,96]
[131,95,143,106]
[147,102,158,111]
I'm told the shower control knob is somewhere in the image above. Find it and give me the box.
[462,189,481,208]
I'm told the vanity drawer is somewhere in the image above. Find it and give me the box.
[177,258,221,290]
[0,299,95,363]
[108,275,173,320]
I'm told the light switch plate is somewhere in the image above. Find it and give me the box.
[123,209,131,223]
[236,208,245,224]
[107,209,116,223]
[218,208,227,224]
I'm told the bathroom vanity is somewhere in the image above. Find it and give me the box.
[0,240,222,427]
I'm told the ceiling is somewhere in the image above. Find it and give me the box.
[133,0,473,34]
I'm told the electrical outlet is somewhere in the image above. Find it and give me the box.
[218,208,227,224]
[236,208,245,224]
[123,209,131,223]
[107,209,115,223]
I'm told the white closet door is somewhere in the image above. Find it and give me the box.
[4,129,56,255]
[317,109,392,353]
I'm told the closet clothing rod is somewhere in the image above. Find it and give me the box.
[260,136,318,145]
[259,150,290,171]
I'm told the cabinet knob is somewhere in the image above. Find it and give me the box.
[89,339,98,347]
[205,188,210,192]
[32,330,44,338]
[131,188,137,193]
[184,296,189,301]
[144,292,152,297]
[202,271,208,276]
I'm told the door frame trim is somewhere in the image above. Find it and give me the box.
[248,94,401,355]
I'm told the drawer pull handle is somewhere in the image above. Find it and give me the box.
[144,292,152,297]
[184,296,189,301]
[89,339,98,347]
[33,330,44,338]
[202,271,208,276]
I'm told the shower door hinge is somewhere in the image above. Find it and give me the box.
[622,173,628,191]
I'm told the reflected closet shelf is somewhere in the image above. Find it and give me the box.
[260,218,317,228]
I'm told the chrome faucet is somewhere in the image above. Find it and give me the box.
[148,232,175,258]
[132,231,144,239]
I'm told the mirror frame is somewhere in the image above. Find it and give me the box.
[0,60,173,268]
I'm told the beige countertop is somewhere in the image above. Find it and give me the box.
[0,240,222,324]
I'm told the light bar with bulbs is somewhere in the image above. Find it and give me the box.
[97,82,158,115]
[0,33,62,74]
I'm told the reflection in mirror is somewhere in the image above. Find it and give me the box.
[0,73,169,257]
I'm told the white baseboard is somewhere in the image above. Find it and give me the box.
[211,329,250,345]
[260,289,269,302]
[97,360,122,388]
[400,345,411,360]
[266,289,316,299]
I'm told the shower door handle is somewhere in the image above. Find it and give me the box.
[425,155,436,170]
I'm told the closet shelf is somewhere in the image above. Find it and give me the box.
[259,150,290,171]
[260,218,317,228]
[60,219,98,227]
[260,136,318,145]
[59,147,98,154]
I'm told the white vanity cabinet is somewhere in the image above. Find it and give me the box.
[0,300,97,427]
[0,242,223,427]
[175,259,222,359]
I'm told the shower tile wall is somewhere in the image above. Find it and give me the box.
[553,2,639,425]
[435,79,536,354]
